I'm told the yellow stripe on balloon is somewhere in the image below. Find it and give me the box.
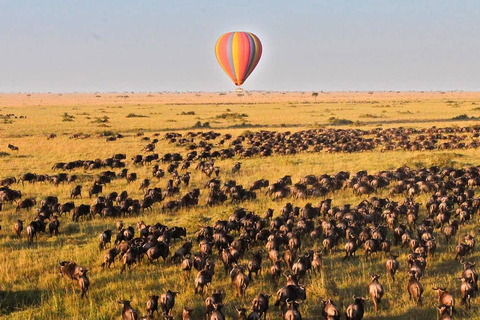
[232,32,241,85]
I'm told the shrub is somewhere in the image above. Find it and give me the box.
[62,113,75,122]
[193,121,210,128]
[451,114,470,120]
[126,113,148,118]
[215,112,248,120]
[92,116,109,123]
[327,117,353,125]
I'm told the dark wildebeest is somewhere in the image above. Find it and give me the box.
[49,216,60,236]
[89,184,102,198]
[146,295,160,317]
[16,198,36,211]
[160,290,179,316]
[71,185,82,198]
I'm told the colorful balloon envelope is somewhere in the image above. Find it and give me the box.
[215,31,262,87]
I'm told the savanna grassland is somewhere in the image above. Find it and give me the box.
[1,91,480,320]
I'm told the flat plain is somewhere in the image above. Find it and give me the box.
[1,91,480,319]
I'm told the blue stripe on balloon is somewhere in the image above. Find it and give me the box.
[245,33,256,79]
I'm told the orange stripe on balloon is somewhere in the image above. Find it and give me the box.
[236,32,250,86]
[215,33,235,84]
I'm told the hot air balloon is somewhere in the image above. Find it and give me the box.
[215,31,262,88]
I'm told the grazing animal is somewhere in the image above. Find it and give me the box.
[78,269,90,298]
[433,287,455,316]
[99,229,112,251]
[321,299,340,320]
[146,295,159,317]
[205,291,224,319]
[230,264,250,296]
[71,185,82,198]
[407,270,423,306]
[459,276,475,309]
[252,293,271,320]
[385,254,399,281]
[160,290,178,317]
[194,262,215,294]
[118,300,139,320]
[59,261,85,280]
[48,216,60,236]
[101,248,119,269]
[345,296,366,320]
[437,304,454,320]
[182,306,194,320]
[14,219,23,238]
[368,274,384,312]
[284,299,302,320]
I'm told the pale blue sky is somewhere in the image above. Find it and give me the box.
[1,0,479,92]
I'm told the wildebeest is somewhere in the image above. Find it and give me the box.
[160,290,178,316]
[385,254,399,281]
[101,248,119,269]
[49,216,60,236]
[72,204,91,222]
[99,230,112,251]
[89,184,103,198]
[230,264,250,296]
[59,261,85,280]
[345,296,366,320]
[321,299,340,320]
[146,295,159,317]
[284,299,302,320]
[194,262,215,294]
[71,185,82,198]
[14,219,24,238]
[78,269,90,298]
[252,293,271,320]
[16,197,36,211]
[26,219,46,245]
[407,270,423,306]
[368,274,384,312]
[118,300,139,320]
[433,287,455,316]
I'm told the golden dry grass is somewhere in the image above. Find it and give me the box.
[0,92,479,319]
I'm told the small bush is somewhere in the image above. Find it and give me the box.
[0,151,10,157]
[451,114,471,120]
[327,117,353,125]
[92,116,109,123]
[180,111,195,115]
[62,113,75,122]
[193,121,210,128]
[359,114,378,118]
[126,113,148,118]
[215,112,249,120]
[99,130,116,137]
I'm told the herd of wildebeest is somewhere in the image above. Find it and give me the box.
[4,125,480,319]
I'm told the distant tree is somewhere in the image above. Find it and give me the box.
[312,92,319,101]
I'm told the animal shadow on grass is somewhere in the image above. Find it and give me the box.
[367,307,436,320]
[0,289,46,315]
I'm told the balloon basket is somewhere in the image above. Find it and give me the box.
[235,87,244,96]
